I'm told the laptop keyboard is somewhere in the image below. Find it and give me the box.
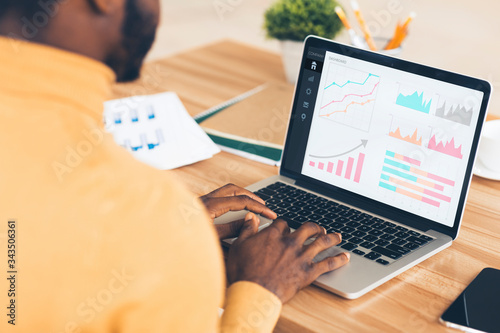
[254,182,435,266]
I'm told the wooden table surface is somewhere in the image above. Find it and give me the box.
[113,40,500,333]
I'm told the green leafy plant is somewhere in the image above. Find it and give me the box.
[264,0,344,42]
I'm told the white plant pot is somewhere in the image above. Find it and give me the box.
[280,40,304,84]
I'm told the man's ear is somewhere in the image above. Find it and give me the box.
[86,0,121,14]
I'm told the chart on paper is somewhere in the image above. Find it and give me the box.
[318,64,380,132]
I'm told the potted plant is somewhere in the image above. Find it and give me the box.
[264,0,344,83]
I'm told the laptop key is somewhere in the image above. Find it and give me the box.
[308,214,322,221]
[420,235,434,242]
[376,259,390,265]
[404,242,419,250]
[257,188,275,196]
[314,209,328,216]
[370,230,384,236]
[350,215,364,221]
[372,223,386,230]
[407,236,427,245]
[382,227,398,234]
[255,193,271,201]
[346,221,361,228]
[293,201,308,208]
[364,252,382,260]
[277,201,292,209]
[288,206,301,213]
[360,218,375,225]
[340,226,355,233]
[352,249,366,256]
[358,225,372,232]
[360,241,375,249]
[331,222,344,229]
[380,234,395,241]
[408,230,421,237]
[371,246,402,260]
[338,210,353,217]
[394,232,410,239]
[283,212,299,220]
[325,213,339,219]
[295,216,308,223]
[267,198,280,204]
[275,208,287,215]
[386,244,411,255]
[363,235,378,242]
[352,230,366,238]
[391,238,407,246]
[266,183,282,190]
[375,239,390,246]
[349,237,364,244]
[396,226,409,232]
[336,217,350,223]
[341,243,357,251]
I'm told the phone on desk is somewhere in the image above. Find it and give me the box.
[440,268,500,333]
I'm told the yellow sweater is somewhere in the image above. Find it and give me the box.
[0,37,281,333]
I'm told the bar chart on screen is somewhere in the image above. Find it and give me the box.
[379,150,455,208]
[308,151,366,184]
[318,64,380,132]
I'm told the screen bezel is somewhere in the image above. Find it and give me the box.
[280,35,491,239]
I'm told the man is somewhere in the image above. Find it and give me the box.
[0,0,349,332]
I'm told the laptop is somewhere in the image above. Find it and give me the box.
[215,35,491,299]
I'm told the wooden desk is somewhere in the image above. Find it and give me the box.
[113,41,500,333]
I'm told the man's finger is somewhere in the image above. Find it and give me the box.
[204,196,277,220]
[234,214,260,243]
[289,222,326,245]
[303,233,342,258]
[216,220,245,240]
[312,252,350,277]
[265,219,291,236]
[216,213,260,240]
[207,183,266,205]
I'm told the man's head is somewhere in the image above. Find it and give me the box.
[0,0,160,82]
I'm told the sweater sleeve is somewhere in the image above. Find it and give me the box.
[220,281,282,333]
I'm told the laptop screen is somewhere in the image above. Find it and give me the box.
[281,36,490,237]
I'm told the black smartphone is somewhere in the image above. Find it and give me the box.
[440,268,500,333]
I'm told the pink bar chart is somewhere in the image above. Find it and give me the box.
[308,152,366,183]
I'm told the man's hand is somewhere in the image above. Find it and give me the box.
[200,184,277,240]
[226,219,350,304]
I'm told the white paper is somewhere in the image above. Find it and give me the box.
[104,92,220,170]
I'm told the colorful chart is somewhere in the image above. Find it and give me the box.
[396,83,433,114]
[379,150,454,208]
[435,99,473,126]
[308,152,366,183]
[428,134,463,159]
[388,115,430,147]
[389,127,423,146]
[319,65,380,132]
